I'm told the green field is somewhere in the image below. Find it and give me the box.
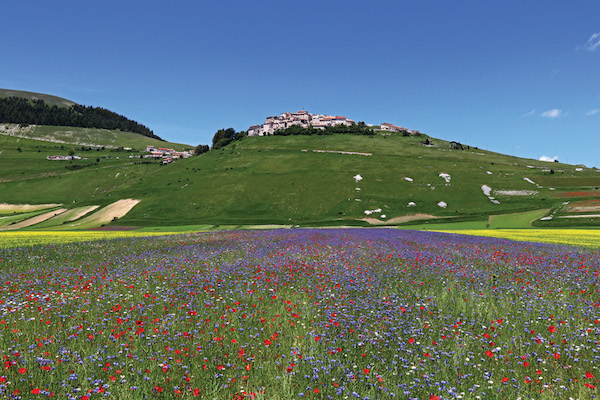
[488,208,551,228]
[0,209,59,228]
[2,131,600,228]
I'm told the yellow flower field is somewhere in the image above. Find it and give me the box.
[0,230,176,249]
[436,228,600,248]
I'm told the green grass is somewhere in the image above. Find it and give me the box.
[1,132,600,228]
[398,220,489,230]
[1,123,191,150]
[488,208,550,228]
[0,209,59,228]
[0,88,76,107]
[25,206,99,229]
[134,224,213,232]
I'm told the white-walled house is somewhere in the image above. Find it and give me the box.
[248,111,355,136]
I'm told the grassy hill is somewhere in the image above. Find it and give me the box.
[0,123,190,150]
[0,88,161,140]
[0,88,189,149]
[1,130,599,229]
[0,89,76,107]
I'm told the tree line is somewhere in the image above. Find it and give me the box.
[271,121,374,136]
[0,97,162,140]
[209,122,374,150]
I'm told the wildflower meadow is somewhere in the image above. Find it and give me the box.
[0,229,599,399]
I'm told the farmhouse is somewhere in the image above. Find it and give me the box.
[143,145,193,161]
[380,123,419,135]
[46,155,82,160]
[450,141,465,150]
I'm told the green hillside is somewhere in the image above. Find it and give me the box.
[1,130,599,229]
[0,89,161,140]
[0,123,190,150]
[0,89,76,107]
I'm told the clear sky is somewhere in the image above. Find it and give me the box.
[1,1,599,167]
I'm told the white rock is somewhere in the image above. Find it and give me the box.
[437,201,447,208]
[495,190,538,196]
[404,177,413,182]
[407,202,416,207]
[353,174,363,182]
[439,173,451,183]
[481,185,492,196]
[380,214,386,219]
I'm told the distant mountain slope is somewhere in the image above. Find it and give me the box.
[0,89,162,141]
[0,123,189,150]
[0,89,76,107]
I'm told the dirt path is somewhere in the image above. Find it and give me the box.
[0,208,68,230]
[69,205,100,221]
[302,149,373,156]
[68,199,140,228]
[361,213,439,225]
[0,203,62,213]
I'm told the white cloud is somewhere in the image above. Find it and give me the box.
[539,155,559,162]
[541,108,562,118]
[578,32,600,52]
[586,108,599,116]
[523,109,536,117]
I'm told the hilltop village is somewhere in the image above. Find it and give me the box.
[247,110,419,136]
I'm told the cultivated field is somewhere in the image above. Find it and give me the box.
[435,229,600,248]
[0,229,599,399]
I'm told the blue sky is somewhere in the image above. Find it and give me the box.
[1,1,599,166]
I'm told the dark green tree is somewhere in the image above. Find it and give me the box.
[195,144,210,155]
[212,128,239,149]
